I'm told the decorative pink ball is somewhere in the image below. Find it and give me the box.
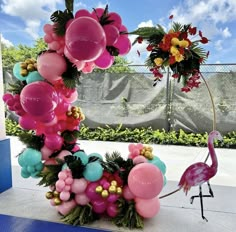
[44,134,63,151]
[19,115,37,130]
[57,150,72,161]
[20,81,58,117]
[92,199,107,214]
[41,145,53,161]
[106,203,118,217]
[71,178,88,194]
[65,16,106,61]
[135,197,160,218]
[60,191,70,201]
[75,193,90,205]
[133,156,147,165]
[122,185,135,200]
[128,163,163,199]
[57,200,76,215]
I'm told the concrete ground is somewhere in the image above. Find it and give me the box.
[0,136,235,231]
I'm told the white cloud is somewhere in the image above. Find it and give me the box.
[222,27,232,38]
[1,0,63,39]
[138,20,154,28]
[215,60,221,64]
[215,40,223,51]
[96,1,108,9]
[0,34,14,47]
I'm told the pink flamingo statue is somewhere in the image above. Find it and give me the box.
[159,130,223,221]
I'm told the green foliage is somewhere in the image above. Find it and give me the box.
[5,119,236,148]
[18,132,44,151]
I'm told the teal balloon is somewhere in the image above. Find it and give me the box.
[88,153,103,161]
[23,148,42,166]
[74,151,88,165]
[35,162,43,171]
[163,175,167,186]
[62,163,69,170]
[27,165,36,173]
[149,156,166,175]
[18,154,26,167]
[21,167,30,178]
[13,62,26,81]
[83,162,103,182]
[26,71,44,84]
[31,171,40,178]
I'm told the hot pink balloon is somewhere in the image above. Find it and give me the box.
[63,89,78,103]
[43,24,53,34]
[128,163,163,199]
[19,115,37,130]
[57,200,76,216]
[91,8,105,21]
[20,81,58,117]
[113,35,131,56]
[94,50,114,69]
[123,185,135,200]
[75,193,90,205]
[85,182,102,201]
[135,197,160,218]
[119,25,128,37]
[44,134,64,151]
[39,111,56,123]
[103,24,120,46]
[37,52,67,83]
[65,16,106,61]
[107,203,118,217]
[108,12,122,30]
[92,199,107,214]
[75,9,91,18]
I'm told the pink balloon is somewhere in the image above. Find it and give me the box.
[63,89,78,103]
[113,35,131,56]
[57,150,72,160]
[57,200,76,216]
[37,52,67,83]
[19,115,37,130]
[75,9,91,18]
[92,199,107,214]
[71,178,88,194]
[119,25,128,36]
[43,24,53,33]
[20,81,58,117]
[108,12,122,30]
[106,203,118,217]
[60,191,70,201]
[41,145,53,161]
[44,134,63,151]
[133,156,147,164]
[65,16,106,61]
[135,197,160,218]
[122,185,135,200]
[85,182,102,201]
[82,61,95,73]
[44,34,53,43]
[39,111,56,123]
[94,49,114,69]
[56,179,66,192]
[91,8,105,21]
[103,24,119,46]
[74,60,85,71]
[75,193,90,205]
[128,163,163,199]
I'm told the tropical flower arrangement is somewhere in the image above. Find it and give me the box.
[130,16,210,92]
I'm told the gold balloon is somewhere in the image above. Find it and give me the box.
[108,185,116,193]
[53,191,60,198]
[45,191,54,199]
[101,190,109,198]
[95,186,103,193]
[111,180,117,186]
[54,197,62,205]
[116,187,122,195]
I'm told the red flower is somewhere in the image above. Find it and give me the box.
[169,56,176,65]
[181,86,191,92]
[180,32,188,40]
[169,15,173,19]
[188,27,197,35]
[137,36,143,43]
[172,73,179,79]
[199,57,204,63]
[200,37,209,44]
[146,44,153,51]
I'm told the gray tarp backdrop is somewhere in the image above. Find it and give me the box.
[4,65,236,135]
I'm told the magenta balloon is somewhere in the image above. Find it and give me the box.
[94,50,114,69]
[128,163,163,199]
[106,203,118,217]
[119,25,128,36]
[75,9,91,18]
[44,134,63,151]
[108,12,122,30]
[92,199,108,214]
[37,52,67,83]
[91,8,105,21]
[85,182,102,201]
[103,24,120,46]
[20,81,58,117]
[135,197,160,218]
[19,115,37,130]
[65,16,106,61]
[39,111,56,123]
[113,35,131,56]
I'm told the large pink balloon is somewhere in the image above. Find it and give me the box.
[135,197,160,218]
[128,163,163,199]
[44,134,64,151]
[37,52,67,83]
[94,50,114,69]
[108,12,122,30]
[103,24,119,46]
[19,115,37,130]
[65,16,106,61]
[113,35,131,56]
[20,81,58,117]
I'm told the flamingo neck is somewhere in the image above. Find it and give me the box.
[208,136,218,172]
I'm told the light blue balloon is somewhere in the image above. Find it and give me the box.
[31,171,40,178]
[149,156,167,175]
[27,165,36,173]
[88,153,103,161]
[13,62,26,81]
[62,163,69,170]
[23,148,42,166]
[21,167,30,178]
[26,71,44,84]
[18,154,26,167]
[163,175,167,186]
[35,162,43,171]
[74,151,88,165]
[83,162,103,182]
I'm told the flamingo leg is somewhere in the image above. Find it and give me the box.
[199,185,208,222]
[207,182,214,197]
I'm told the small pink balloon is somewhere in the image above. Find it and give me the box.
[56,179,66,192]
[108,12,122,30]
[37,52,67,83]
[74,60,85,71]
[72,144,80,152]
[44,34,53,43]
[19,115,37,130]
[64,185,71,192]
[128,163,163,199]
[91,8,105,21]
[58,171,67,180]
[44,134,64,151]
[103,24,120,46]
[119,25,128,36]
[41,145,53,161]
[57,150,72,160]
[82,61,95,73]
[133,156,147,164]
[57,200,76,215]
[75,9,91,18]
[123,185,135,200]
[94,49,114,69]
[135,197,160,218]
[75,193,90,205]
[65,177,73,185]
[39,111,56,123]
[113,35,131,56]
[20,81,58,117]
[106,203,118,217]
[92,199,107,214]
[63,89,78,103]
[136,143,144,150]
[60,191,70,201]
[43,24,53,33]
[71,178,88,194]
[107,193,119,203]
[65,16,106,61]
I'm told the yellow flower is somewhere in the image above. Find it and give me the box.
[171,37,180,46]
[170,46,179,55]
[154,57,163,66]
[179,40,189,48]
[175,53,184,62]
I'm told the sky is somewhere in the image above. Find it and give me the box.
[1,0,236,65]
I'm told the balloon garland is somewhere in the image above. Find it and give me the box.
[2,1,210,229]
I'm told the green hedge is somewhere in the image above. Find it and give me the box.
[5,119,236,148]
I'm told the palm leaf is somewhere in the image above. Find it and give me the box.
[65,0,73,12]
